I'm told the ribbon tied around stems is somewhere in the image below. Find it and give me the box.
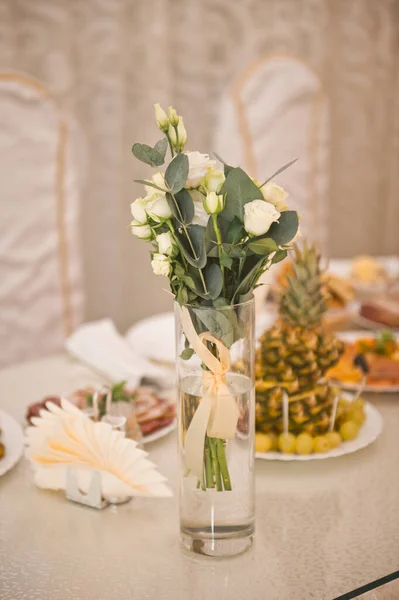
[180,307,240,484]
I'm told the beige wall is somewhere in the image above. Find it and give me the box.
[1,0,398,331]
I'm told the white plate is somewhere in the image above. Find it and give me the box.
[126,312,175,364]
[0,410,24,476]
[256,396,383,461]
[143,420,176,444]
[330,331,399,393]
[127,310,277,363]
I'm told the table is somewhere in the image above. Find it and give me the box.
[1,354,399,600]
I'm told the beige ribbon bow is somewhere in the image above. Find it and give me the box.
[180,307,240,483]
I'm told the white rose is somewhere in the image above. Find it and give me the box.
[244,200,280,236]
[130,197,148,224]
[151,253,171,276]
[130,221,152,240]
[189,190,210,227]
[204,191,224,215]
[185,151,216,188]
[145,172,166,196]
[156,231,175,256]
[146,194,172,222]
[202,167,225,193]
[262,181,288,211]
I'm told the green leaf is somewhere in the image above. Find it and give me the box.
[134,179,166,193]
[154,138,168,160]
[232,255,265,302]
[214,152,234,176]
[272,249,288,264]
[220,249,233,269]
[176,224,207,268]
[227,217,245,244]
[165,153,189,194]
[247,237,279,255]
[180,348,194,360]
[220,168,264,222]
[132,143,165,167]
[166,190,194,225]
[259,158,298,188]
[204,263,223,300]
[267,211,299,245]
[193,306,235,348]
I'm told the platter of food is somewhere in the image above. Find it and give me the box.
[255,393,383,461]
[26,383,177,445]
[0,410,24,477]
[328,330,399,392]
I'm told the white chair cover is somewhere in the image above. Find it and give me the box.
[214,55,330,251]
[0,72,84,367]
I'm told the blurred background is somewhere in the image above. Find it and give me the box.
[0,0,398,367]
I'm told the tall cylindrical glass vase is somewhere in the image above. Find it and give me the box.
[175,298,255,557]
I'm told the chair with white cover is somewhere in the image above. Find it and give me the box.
[0,72,84,367]
[214,54,330,249]
[213,55,330,309]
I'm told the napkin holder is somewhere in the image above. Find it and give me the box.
[66,468,108,510]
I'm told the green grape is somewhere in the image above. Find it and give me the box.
[326,431,341,449]
[255,433,273,453]
[295,433,314,455]
[313,435,331,453]
[278,433,296,453]
[340,420,360,441]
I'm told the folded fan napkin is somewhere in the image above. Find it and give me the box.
[66,319,172,388]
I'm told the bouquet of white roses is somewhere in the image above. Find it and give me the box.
[130,104,299,491]
[131,104,299,306]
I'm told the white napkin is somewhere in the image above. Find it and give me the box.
[66,319,173,388]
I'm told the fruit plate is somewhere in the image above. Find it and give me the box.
[0,410,24,476]
[330,331,399,393]
[255,399,383,461]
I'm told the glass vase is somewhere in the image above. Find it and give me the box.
[175,298,255,557]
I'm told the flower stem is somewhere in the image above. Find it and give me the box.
[166,132,174,158]
[204,438,214,488]
[216,439,232,491]
[168,190,209,296]
[212,214,226,297]
[208,437,223,491]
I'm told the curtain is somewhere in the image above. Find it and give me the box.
[1,0,398,330]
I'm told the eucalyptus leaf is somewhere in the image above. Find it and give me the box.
[247,237,278,255]
[204,262,223,300]
[166,190,194,224]
[220,168,264,222]
[193,306,235,348]
[227,217,245,244]
[154,138,168,160]
[176,224,207,268]
[259,158,298,188]
[180,348,194,360]
[267,211,299,245]
[132,143,165,167]
[165,153,189,194]
[220,249,233,269]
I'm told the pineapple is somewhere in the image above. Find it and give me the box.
[255,243,345,436]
